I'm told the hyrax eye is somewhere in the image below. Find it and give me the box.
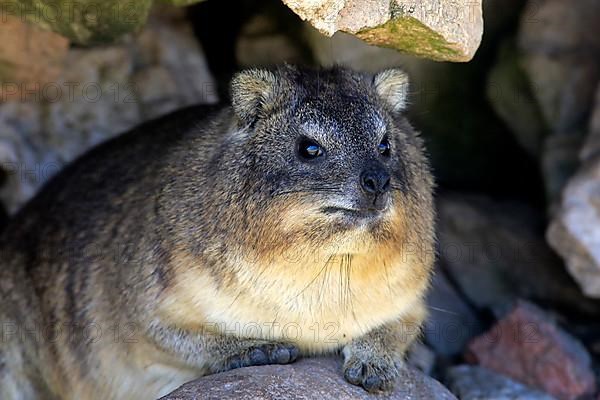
[298,138,325,160]
[378,137,391,157]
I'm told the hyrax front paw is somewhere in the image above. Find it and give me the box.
[342,346,402,393]
[220,343,299,372]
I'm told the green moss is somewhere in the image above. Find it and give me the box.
[486,39,548,156]
[0,60,16,82]
[356,16,464,62]
[159,0,204,5]
[4,0,153,45]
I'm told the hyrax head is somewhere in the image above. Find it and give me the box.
[228,65,421,251]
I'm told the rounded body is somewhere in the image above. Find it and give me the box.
[0,67,435,399]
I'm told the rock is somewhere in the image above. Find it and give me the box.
[546,77,600,297]
[487,39,547,157]
[0,16,69,101]
[480,0,526,39]
[424,267,484,358]
[0,102,46,211]
[581,84,600,162]
[520,58,598,138]
[305,26,406,71]
[406,342,436,376]
[236,14,307,67]
[466,301,596,400]
[6,0,154,45]
[160,357,457,400]
[518,0,600,205]
[163,0,204,5]
[446,365,555,400]
[542,133,585,214]
[0,6,216,214]
[547,158,600,298]
[518,0,600,133]
[436,193,595,314]
[0,195,7,229]
[134,8,219,116]
[282,0,483,62]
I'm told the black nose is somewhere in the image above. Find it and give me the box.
[360,168,391,195]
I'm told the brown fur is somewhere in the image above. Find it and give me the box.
[0,65,435,399]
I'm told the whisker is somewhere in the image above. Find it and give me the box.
[317,254,334,305]
[286,254,334,305]
[345,254,353,315]
[345,254,361,330]
[428,306,460,316]
[389,184,406,191]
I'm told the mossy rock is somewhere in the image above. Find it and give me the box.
[356,17,464,62]
[0,60,16,82]
[3,0,202,45]
[487,39,548,157]
[159,0,204,5]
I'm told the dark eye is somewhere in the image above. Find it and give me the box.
[378,137,391,156]
[298,138,325,160]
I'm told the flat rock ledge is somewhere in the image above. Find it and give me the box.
[160,357,456,399]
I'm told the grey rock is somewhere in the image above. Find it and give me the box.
[520,55,598,136]
[405,342,436,376]
[546,77,600,298]
[424,268,484,357]
[547,158,600,298]
[542,133,585,214]
[0,201,6,229]
[487,39,547,157]
[518,0,600,132]
[581,84,600,162]
[518,0,600,206]
[0,7,216,214]
[160,357,456,400]
[236,15,306,67]
[446,365,555,400]
[437,193,596,312]
[138,9,219,108]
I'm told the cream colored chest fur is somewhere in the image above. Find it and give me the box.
[159,249,428,353]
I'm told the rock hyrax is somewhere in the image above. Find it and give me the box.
[0,65,435,399]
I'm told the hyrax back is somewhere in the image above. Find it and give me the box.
[0,66,434,399]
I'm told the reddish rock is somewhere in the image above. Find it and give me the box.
[466,301,596,400]
[0,16,69,102]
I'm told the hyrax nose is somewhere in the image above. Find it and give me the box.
[360,167,391,195]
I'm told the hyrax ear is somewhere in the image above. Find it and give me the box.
[231,69,279,126]
[373,69,410,113]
